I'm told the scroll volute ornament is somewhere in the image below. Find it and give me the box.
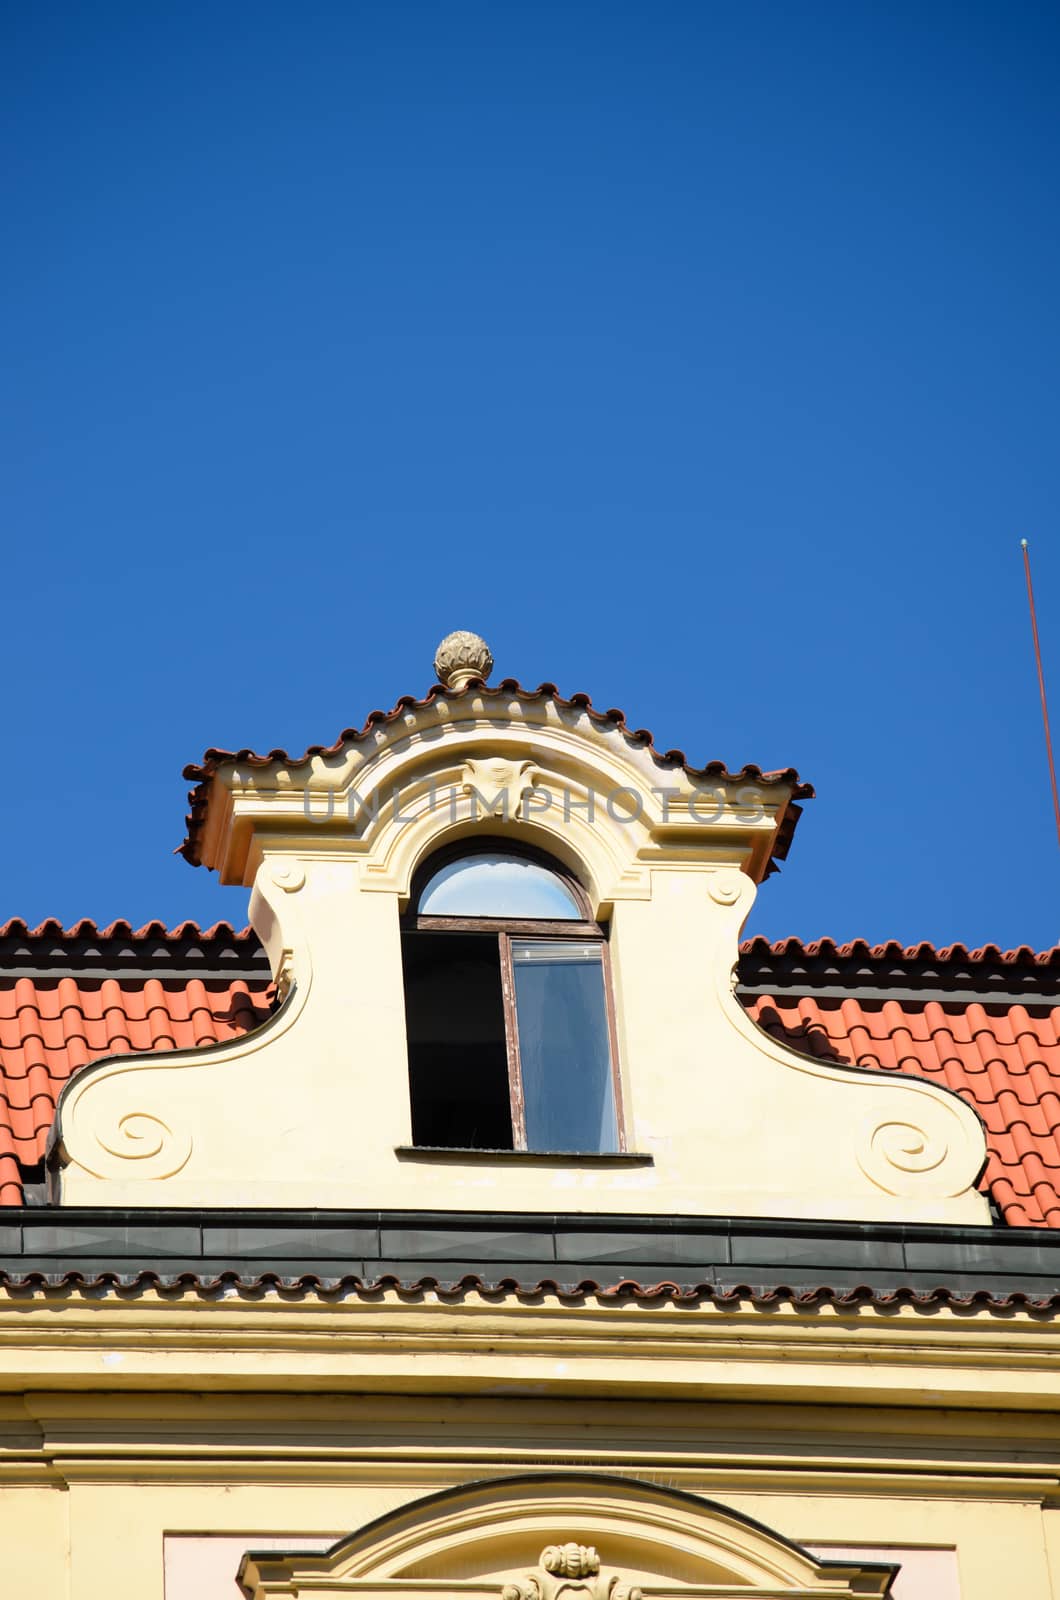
[503,1545,643,1600]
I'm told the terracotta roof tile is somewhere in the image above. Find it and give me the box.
[178,681,813,871]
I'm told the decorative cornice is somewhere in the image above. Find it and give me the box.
[10,1395,1060,1505]
[179,680,811,872]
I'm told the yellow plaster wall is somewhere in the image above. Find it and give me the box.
[3,1292,1060,1598]
[0,1485,67,1598]
[5,1406,1058,1600]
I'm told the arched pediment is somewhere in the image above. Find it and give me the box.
[191,686,799,906]
[184,683,807,893]
[237,1474,896,1598]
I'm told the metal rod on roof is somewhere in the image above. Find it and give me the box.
[1021,539,1060,851]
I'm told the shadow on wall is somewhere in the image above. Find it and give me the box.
[752,1003,848,1065]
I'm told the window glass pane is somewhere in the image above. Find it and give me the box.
[510,940,618,1153]
[418,852,582,919]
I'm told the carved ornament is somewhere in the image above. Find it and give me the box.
[461,757,538,820]
[434,630,494,691]
[502,1545,643,1600]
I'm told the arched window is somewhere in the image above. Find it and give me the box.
[401,844,623,1154]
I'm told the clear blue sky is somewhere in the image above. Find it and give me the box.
[4,2,1060,949]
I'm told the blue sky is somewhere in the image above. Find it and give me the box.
[4,2,1060,949]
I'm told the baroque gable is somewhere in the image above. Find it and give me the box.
[51,644,988,1222]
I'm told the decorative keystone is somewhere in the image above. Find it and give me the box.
[434,630,493,691]
[543,1547,600,1579]
[502,1546,643,1600]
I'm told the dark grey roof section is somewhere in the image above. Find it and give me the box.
[0,925,271,982]
[1,1208,1059,1298]
[738,940,1060,1007]
[3,925,1057,1005]
[735,980,1058,1007]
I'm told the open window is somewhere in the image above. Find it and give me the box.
[401,844,624,1154]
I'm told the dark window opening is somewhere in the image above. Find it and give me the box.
[402,930,514,1150]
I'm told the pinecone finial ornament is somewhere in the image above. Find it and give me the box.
[434,630,493,691]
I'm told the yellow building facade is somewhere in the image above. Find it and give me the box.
[2,634,1058,1598]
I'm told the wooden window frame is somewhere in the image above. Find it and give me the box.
[404,843,627,1153]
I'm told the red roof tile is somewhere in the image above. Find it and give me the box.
[179,681,814,870]
[1,925,1058,1224]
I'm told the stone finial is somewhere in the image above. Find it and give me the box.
[434,630,493,691]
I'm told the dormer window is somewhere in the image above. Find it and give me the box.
[401,845,623,1154]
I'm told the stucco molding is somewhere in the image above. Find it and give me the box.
[502,1542,643,1600]
[3,1293,1060,1420]
[237,1473,896,1598]
[203,695,791,892]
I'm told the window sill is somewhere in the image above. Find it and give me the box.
[395,1145,654,1166]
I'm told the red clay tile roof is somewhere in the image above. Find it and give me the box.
[179,681,813,870]
[1,924,1058,1225]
